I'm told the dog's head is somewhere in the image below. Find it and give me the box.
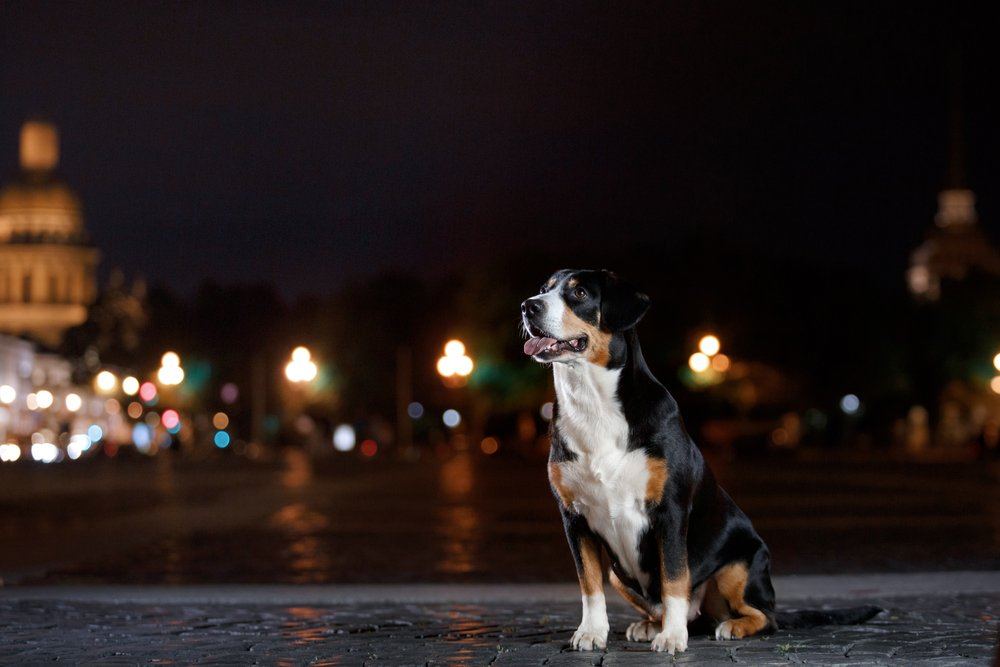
[520,269,650,366]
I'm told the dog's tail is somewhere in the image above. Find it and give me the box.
[774,605,883,629]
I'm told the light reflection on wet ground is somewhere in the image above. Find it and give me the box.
[0,451,996,584]
[2,595,995,664]
[436,453,481,576]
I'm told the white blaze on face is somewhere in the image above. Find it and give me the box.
[535,290,570,339]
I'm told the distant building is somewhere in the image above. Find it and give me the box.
[907,189,1000,300]
[907,73,1000,300]
[0,121,99,346]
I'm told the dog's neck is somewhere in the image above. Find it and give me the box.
[553,360,622,411]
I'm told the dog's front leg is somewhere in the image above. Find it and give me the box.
[651,523,690,654]
[563,515,608,651]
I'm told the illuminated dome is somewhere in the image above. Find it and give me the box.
[0,121,99,346]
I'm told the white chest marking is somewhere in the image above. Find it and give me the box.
[554,362,651,591]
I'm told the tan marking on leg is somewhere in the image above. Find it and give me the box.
[658,541,691,600]
[548,462,574,509]
[610,569,656,620]
[561,307,612,366]
[578,535,603,596]
[713,562,769,638]
[645,458,668,504]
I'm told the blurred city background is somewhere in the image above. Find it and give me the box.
[0,3,997,586]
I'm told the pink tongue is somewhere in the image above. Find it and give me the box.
[524,336,557,356]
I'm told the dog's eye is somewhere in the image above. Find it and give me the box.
[574,287,587,299]
[539,286,547,294]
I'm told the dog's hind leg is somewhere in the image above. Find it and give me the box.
[711,554,776,640]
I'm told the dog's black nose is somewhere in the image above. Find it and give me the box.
[521,298,542,317]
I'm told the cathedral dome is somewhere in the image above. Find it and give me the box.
[0,121,99,346]
[0,122,85,243]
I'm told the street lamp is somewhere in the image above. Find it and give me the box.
[95,370,118,394]
[122,376,140,396]
[285,346,318,383]
[698,335,721,356]
[686,333,729,387]
[157,352,185,386]
[437,339,474,381]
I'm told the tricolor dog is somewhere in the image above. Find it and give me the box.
[521,269,879,654]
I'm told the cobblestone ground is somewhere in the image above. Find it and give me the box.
[0,594,996,665]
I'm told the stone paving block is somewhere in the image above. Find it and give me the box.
[0,592,997,664]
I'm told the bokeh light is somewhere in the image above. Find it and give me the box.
[711,354,731,372]
[360,439,378,457]
[220,382,239,404]
[95,371,117,393]
[127,401,143,419]
[157,352,185,386]
[161,409,180,429]
[333,424,356,451]
[437,340,474,379]
[31,441,59,463]
[0,443,21,462]
[214,431,230,448]
[285,346,318,382]
[407,401,424,419]
[698,335,721,356]
[139,382,157,402]
[122,376,140,396]
[35,390,54,409]
[442,409,461,428]
[212,412,230,430]
[0,385,15,404]
[688,352,710,373]
[840,394,861,415]
[480,437,499,455]
[132,423,152,451]
[65,393,82,412]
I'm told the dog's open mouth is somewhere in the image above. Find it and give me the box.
[523,334,588,357]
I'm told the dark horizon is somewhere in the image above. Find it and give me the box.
[2,2,998,296]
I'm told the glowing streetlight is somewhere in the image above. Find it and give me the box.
[688,352,710,373]
[95,370,118,393]
[698,334,721,356]
[35,390,54,409]
[122,376,140,396]
[157,352,185,386]
[285,346,318,383]
[65,393,82,412]
[437,339,474,380]
[688,333,729,383]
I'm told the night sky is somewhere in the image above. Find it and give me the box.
[1,2,996,295]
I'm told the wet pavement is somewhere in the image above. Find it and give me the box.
[1,451,998,663]
[0,450,998,584]
[0,585,996,664]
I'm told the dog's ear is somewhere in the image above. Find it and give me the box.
[599,270,650,332]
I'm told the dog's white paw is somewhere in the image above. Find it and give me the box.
[650,624,688,654]
[571,622,608,651]
[625,619,659,641]
[714,619,743,640]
